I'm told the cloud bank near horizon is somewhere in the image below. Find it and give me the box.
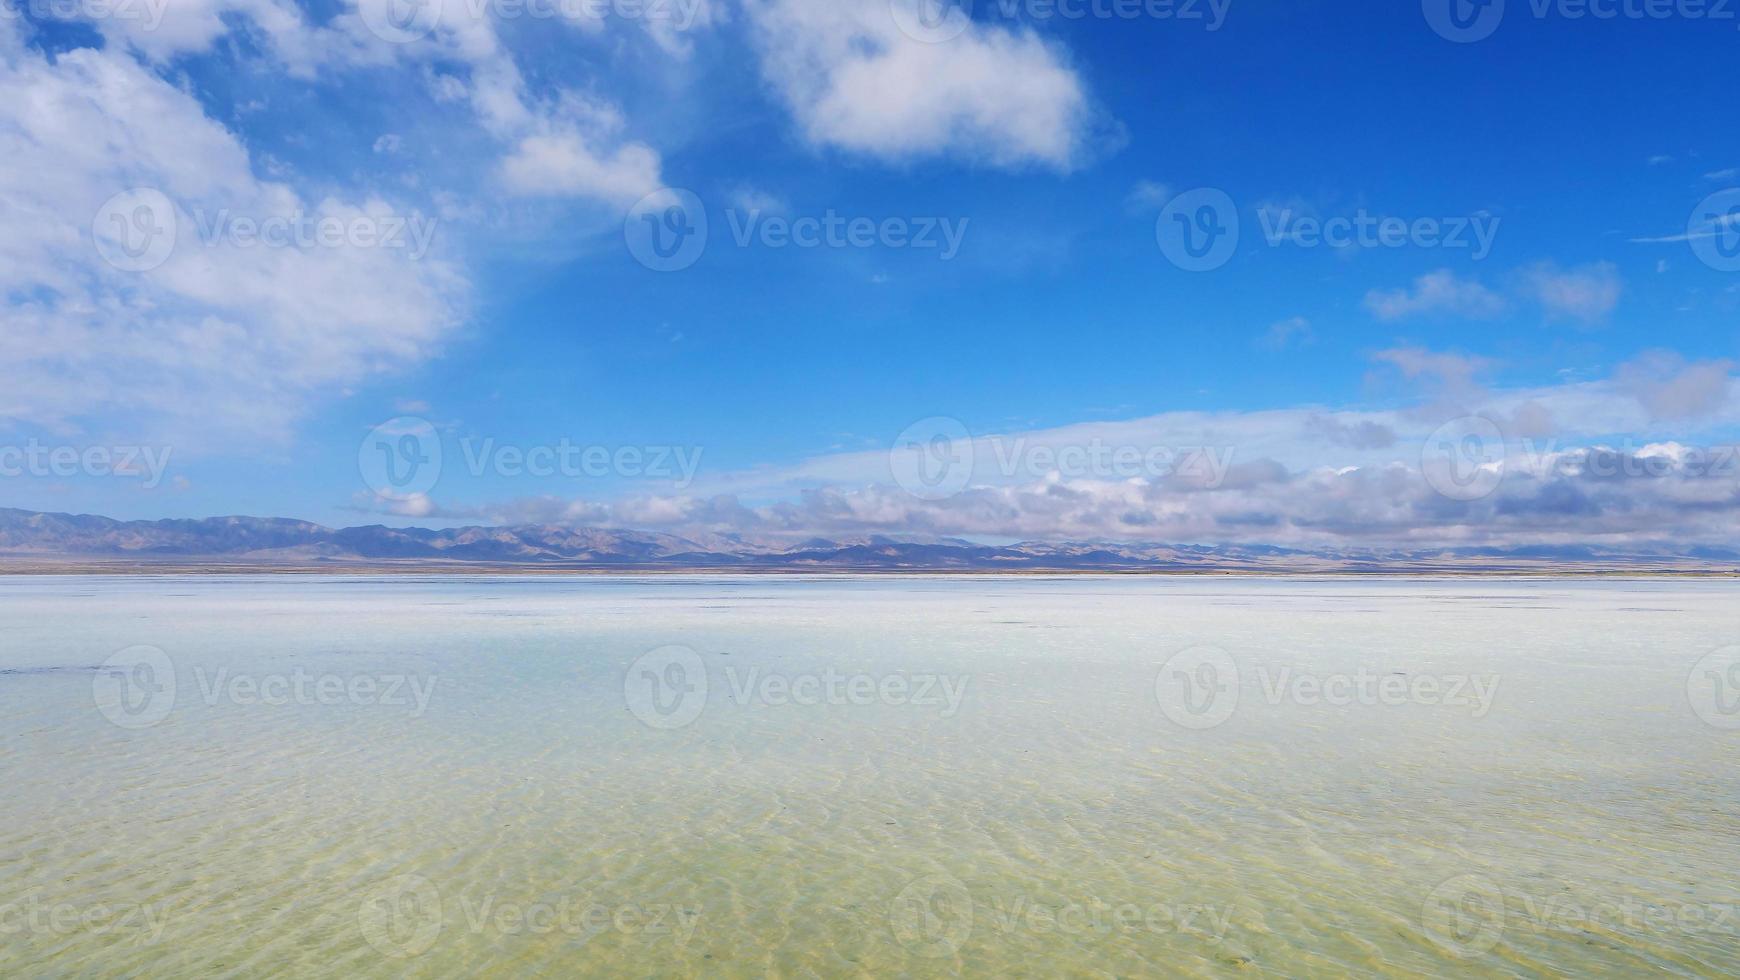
[360,349,1740,549]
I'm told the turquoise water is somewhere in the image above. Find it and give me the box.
[1,575,1736,976]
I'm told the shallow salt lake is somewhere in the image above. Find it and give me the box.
[1,575,1736,977]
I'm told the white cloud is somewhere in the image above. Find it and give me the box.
[1524,261,1621,323]
[1257,316,1313,351]
[0,40,465,448]
[64,0,670,212]
[1616,351,1737,420]
[1363,270,1507,320]
[497,131,663,205]
[437,356,1740,548]
[471,60,664,209]
[1124,180,1171,213]
[729,185,788,214]
[744,0,1095,170]
[1365,264,1622,324]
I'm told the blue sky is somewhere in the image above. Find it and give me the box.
[3,0,1740,548]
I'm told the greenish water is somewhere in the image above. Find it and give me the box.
[1,575,1736,976]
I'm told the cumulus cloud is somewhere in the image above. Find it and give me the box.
[0,37,465,447]
[1370,347,1495,412]
[1363,269,1507,320]
[1524,261,1622,323]
[1616,352,1737,420]
[1257,316,1313,351]
[1365,263,1622,324]
[497,129,663,205]
[73,0,672,211]
[743,0,1095,170]
[1124,180,1171,213]
[1304,414,1396,450]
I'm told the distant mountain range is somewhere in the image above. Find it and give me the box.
[1,507,1736,573]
